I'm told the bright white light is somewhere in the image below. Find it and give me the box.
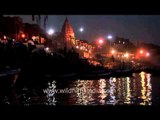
[111,50,115,54]
[79,27,84,32]
[98,39,104,44]
[47,29,54,35]
[45,47,49,51]
[146,52,150,57]
[76,46,79,49]
[4,36,6,39]
[107,35,113,40]
[124,53,129,58]
[140,50,144,54]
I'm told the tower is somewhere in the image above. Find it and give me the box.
[61,17,75,49]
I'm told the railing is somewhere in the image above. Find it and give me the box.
[0,68,21,77]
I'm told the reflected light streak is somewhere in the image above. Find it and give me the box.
[107,77,116,105]
[139,72,152,105]
[75,80,94,105]
[140,72,146,105]
[45,81,56,105]
[125,77,131,104]
[146,73,152,105]
[117,78,121,101]
[98,79,107,105]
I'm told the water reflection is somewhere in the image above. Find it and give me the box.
[65,72,152,105]
[16,72,152,105]
[75,80,94,105]
[146,74,152,105]
[44,81,56,105]
[98,79,107,105]
[4,72,152,105]
[139,72,152,105]
[106,77,116,105]
[140,72,146,105]
[125,77,131,104]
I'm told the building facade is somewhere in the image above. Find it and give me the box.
[0,16,47,45]
[52,18,76,49]
[0,16,24,41]
[53,18,94,58]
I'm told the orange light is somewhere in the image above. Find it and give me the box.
[124,53,129,58]
[21,34,25,38]
[111,50,115,54]
[140,50,144,54]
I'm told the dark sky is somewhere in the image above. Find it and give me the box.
[7,15,160,45]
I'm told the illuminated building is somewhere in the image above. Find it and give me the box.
[24,23,47,44]
[53,18,94,59]
[0,16,24,41]
[0,16,47,44]
[53,18,76,50]
[113,36,136,53]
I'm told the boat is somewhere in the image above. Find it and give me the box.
[0,68,21,86]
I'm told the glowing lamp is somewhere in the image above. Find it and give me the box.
[98,39,104,44]
[79,28,84,32]
[140,50,144,54]
[111,50,115,54]
[146,52,150,57]
[21,34,25,38]
[107,35,112,40]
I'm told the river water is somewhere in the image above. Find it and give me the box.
[1,71,160,106]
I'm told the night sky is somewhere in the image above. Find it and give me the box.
[7,15,160,45]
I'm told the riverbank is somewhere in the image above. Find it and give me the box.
[0,70,157,106]
[1,67,160,85]
[43,67,160,81]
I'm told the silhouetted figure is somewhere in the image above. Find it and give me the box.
[122,61,125,69]
[111,55,115,62]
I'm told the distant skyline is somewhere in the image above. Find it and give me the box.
[6,15,160,45]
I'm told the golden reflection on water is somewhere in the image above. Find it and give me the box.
[139,72,152,105]
[140,72,146,105]
[67,72,152,105]
[125,77,131,104]
[75,80,94,105]
[74,79,108,105]
[107,77,116,105]
[98,79,107,105]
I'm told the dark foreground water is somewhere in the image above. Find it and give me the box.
[1,71,160,106]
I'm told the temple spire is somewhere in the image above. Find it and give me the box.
[61,17,75,49]
[53,18,76,50]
